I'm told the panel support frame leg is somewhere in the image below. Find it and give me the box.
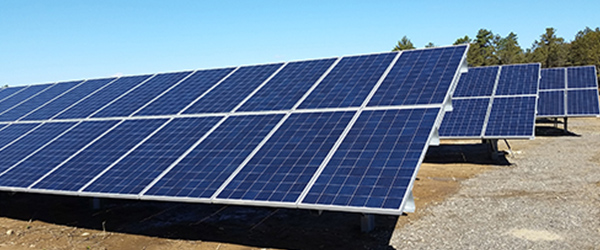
[563,117,568,134]
[483,139,500,160]
[360,214,375,233]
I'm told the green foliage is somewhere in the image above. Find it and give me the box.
[453,35,471,45]
[425,42,435,48]
[392,36,415,51]
[569,27,600,79]
[525,28,569,67]
[496,32,524,65]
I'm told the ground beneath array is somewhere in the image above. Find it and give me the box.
[0,118,598,249]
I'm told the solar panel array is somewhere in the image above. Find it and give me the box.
[537,66,600,117]
[0,45,468,215]
[439,63,540,139]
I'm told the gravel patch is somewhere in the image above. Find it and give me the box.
[391,118,600,249]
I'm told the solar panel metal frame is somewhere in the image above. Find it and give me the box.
[537,66,600,118]
[440,63,541,140]
[0,45,469,215]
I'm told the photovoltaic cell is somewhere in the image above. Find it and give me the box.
[239,59,336,111]
[0,122,75,174]
[0,123,40,147]
[368,45,467,106]
[83,117,222,195]
[438,98,490,137]
[92,72,192,118]
[298,53,397,109]
[0,121,118,188]
[452,67,498,97]
[0,86,27,102]
[302,108,439,209]
[537,91,565,117]
[0,81,82,122]
[567,89,600,115]
[540,68,565,90]
[567,66,597,88]
[21,78,117,121]
[32,119,167,191]
[0,84,53,114]
[54,75,151,119]
[145,114,284,198]
[183,64,283,114]
[494,64,539,95]
[216,111,354,203]
[484,96,537,137]
[134,68,235,116]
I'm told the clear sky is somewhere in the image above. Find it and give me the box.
[1,0,598,86]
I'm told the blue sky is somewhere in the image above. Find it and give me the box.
[1,0,598,86]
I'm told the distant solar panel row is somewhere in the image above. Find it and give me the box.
[537,66,600,117]
[0,45,468,215]
[439,63,541,139]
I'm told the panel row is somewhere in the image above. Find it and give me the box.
[0,45,467,124]
[539,65,598,90]
[0,107,440,213]
[538,89,600,117]
[452,63,540,98]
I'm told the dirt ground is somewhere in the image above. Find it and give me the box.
[0,125,538,250]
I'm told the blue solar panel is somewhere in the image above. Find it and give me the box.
[537,91,565,117]
[82,117,222,195]
[484,96,537,137]
[567,89,600,115]
[21,78,117,121]
[0,84,53,114]
[54,75,151,119]
[494,64,540,95]
[567,66,598,88]
[145,114,284,198]
[0,122,75,174]
[32,119,167,191]
[239,59,336,111]
[368,45,467,106]
[0,121,118,188]
[302,108,439,209]
[540,68,565,90]
[134,68,235,116]
[0,86,27,102]
[0,123,40,147]
[0,81,82,122]
[183,64,283,114]
[298,53,397,109]
[452,67,498,97]
[92,72,192,118]
[439,98,490,137]
[216,111,354,203]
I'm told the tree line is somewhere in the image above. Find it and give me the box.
[393,27,600,80]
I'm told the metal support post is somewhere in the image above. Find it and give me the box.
[484,139,500,160]
[360,214,375,232]
[563,117,568,134]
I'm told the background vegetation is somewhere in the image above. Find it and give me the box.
[393,27,600,80]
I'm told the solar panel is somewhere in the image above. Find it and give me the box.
[0,44,468,215]
[567,89,600,115]
[484,96,537,137]
[82,117,222,195]
[0,86,28,103]
[537,91,565,117]
[0,121,119,188]
[53,75,152,119]
[537,66,600,118]
[92,72,192,118]
[20,78,117,121]
[0,84,54,114]
[182,63,284,114]
[298,53,397,109]
[144,114,284,198]
[452,67,498,97]
[438,98,490,137]
[300,108,438,211]
[0,81,83,122]
[440,63,540,139]
[133,68,235,116]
